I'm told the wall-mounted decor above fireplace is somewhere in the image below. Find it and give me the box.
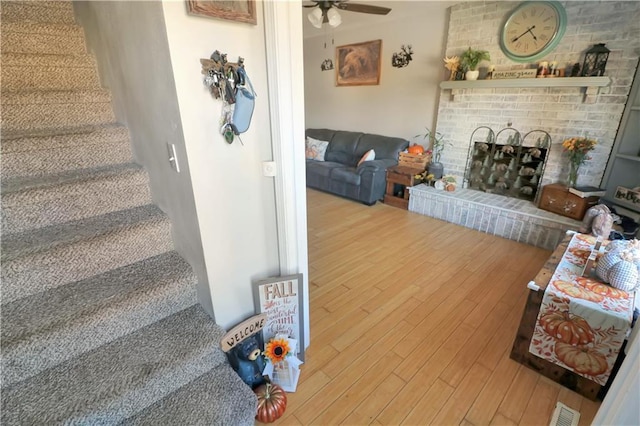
[464,126,551,203]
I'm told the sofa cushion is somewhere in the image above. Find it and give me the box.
[355,133,409,163]
[357,149,376,166]
[306,160,345,178]
[306,128,335,143]
[331,167,361,186]
[305,137,329,161]
[326,131,363,166]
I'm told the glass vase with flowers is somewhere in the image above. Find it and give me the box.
[562,137,597,188]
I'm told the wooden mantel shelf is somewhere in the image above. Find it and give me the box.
[440,76,611,103]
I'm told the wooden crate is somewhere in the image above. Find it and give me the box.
[398,152,431,170]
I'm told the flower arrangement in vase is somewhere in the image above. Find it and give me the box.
[562,137,597,188]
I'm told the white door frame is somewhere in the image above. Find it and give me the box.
[263,0,310,350]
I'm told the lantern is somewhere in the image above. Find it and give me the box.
[581,43,610,77]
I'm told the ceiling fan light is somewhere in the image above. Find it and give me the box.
[308,8,323,28]
[327,8,341,27]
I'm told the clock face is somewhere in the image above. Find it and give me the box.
[500,1,567,62]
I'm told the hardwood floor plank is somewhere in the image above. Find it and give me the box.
[441,301,512,387]
[496,366,540,423]
[465,354,521,425]
[400,378,455,425]
[299,189,601,425]
[519,376,560,425]
[310,352,402,425]
[342,373,406,425]
[430,363,493,425]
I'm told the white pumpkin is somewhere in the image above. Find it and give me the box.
[596,239,640,292]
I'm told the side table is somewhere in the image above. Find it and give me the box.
[384,165,423,209]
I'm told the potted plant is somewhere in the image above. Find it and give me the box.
[415,127,451,179]
[460,47,490,80]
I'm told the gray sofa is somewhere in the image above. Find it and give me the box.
[305,128,409,205]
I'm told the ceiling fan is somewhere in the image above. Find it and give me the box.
[304,1,391,28]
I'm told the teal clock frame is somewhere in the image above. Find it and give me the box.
[500,1,567,63]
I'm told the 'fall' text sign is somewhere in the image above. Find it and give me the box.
[253,274,305,360]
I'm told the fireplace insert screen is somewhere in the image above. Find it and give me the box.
[465,127,551,202]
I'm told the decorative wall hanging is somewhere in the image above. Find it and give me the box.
[336,39,382,86]
[186,0,257,25]
[320,59,334,71]
[391,44,413,68]
[200,50,255,144]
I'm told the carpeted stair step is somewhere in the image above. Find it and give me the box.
[2,163,152,234]
[0,304,230,425]
[1,124,132,180]
[1,251,198,386]
[123,364,257,426]
[1,22,86,55]
[1,204,173,304]
[0,1,76,25]
[1,53,101,91]
[0,89,115,132]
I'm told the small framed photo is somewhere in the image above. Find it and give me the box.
[336,39,382,86]
[186,0,257,25]
[253,274,305,361]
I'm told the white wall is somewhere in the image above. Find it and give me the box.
[161,1,280,329]
[436,1,640,187]
[303,2,454,141]
[73,1,213,317]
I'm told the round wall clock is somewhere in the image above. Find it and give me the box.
[500,1,567,63]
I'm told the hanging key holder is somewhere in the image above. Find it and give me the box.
[200,50,251,145]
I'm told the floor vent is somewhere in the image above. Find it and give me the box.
[549,402,580,426]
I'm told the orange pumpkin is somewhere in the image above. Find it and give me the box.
[553,280,604,303]
[575,277,628,299]
[407,144,425,155]
[539,311,594,345]
[254,382,287,423]
[554,342,608,376]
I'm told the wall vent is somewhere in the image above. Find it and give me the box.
[549,402,580,426]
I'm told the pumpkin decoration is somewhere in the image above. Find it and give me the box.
[254,382,287,423]
[554,342,608,376]
[407,144,425,155]
[575,277,628,300]
[539,311,594,345]
[595,239,640,292]
[552,280,604,303]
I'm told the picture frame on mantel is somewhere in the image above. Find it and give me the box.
[253,274,305,361]
[186,0,257,25]
[336,39,382,86]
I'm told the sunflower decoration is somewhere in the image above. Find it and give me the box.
[264,337,290,364]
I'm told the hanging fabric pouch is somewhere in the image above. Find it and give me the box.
[231,67,256,135]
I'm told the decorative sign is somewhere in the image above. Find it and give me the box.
[253,274,305,361]
[493,69,537,79]
[220,313,267,352]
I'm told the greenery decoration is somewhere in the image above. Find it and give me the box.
[460,47,491,71]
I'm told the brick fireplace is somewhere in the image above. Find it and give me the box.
[408,1,639,249]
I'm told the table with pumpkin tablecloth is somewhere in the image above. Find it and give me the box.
[528,233,635,386]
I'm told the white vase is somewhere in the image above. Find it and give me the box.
[465,70,479,80]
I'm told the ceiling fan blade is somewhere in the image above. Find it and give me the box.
[336,2,391,15]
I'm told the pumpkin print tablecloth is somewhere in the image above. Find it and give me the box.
[529,233,635,385]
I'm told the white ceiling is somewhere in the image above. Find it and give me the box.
[302,1,458,39]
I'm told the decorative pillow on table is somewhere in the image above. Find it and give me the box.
[357,149,376,167]
[305,137,329,161]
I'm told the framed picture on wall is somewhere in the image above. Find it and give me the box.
[336,39,382,86]
[186,0,257,25]
[253,274,305,361]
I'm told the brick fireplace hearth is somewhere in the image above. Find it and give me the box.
[408,185,582,251]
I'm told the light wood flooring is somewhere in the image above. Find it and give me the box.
[277,189,600,425]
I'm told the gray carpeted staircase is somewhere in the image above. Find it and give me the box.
[0,1,257,424]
